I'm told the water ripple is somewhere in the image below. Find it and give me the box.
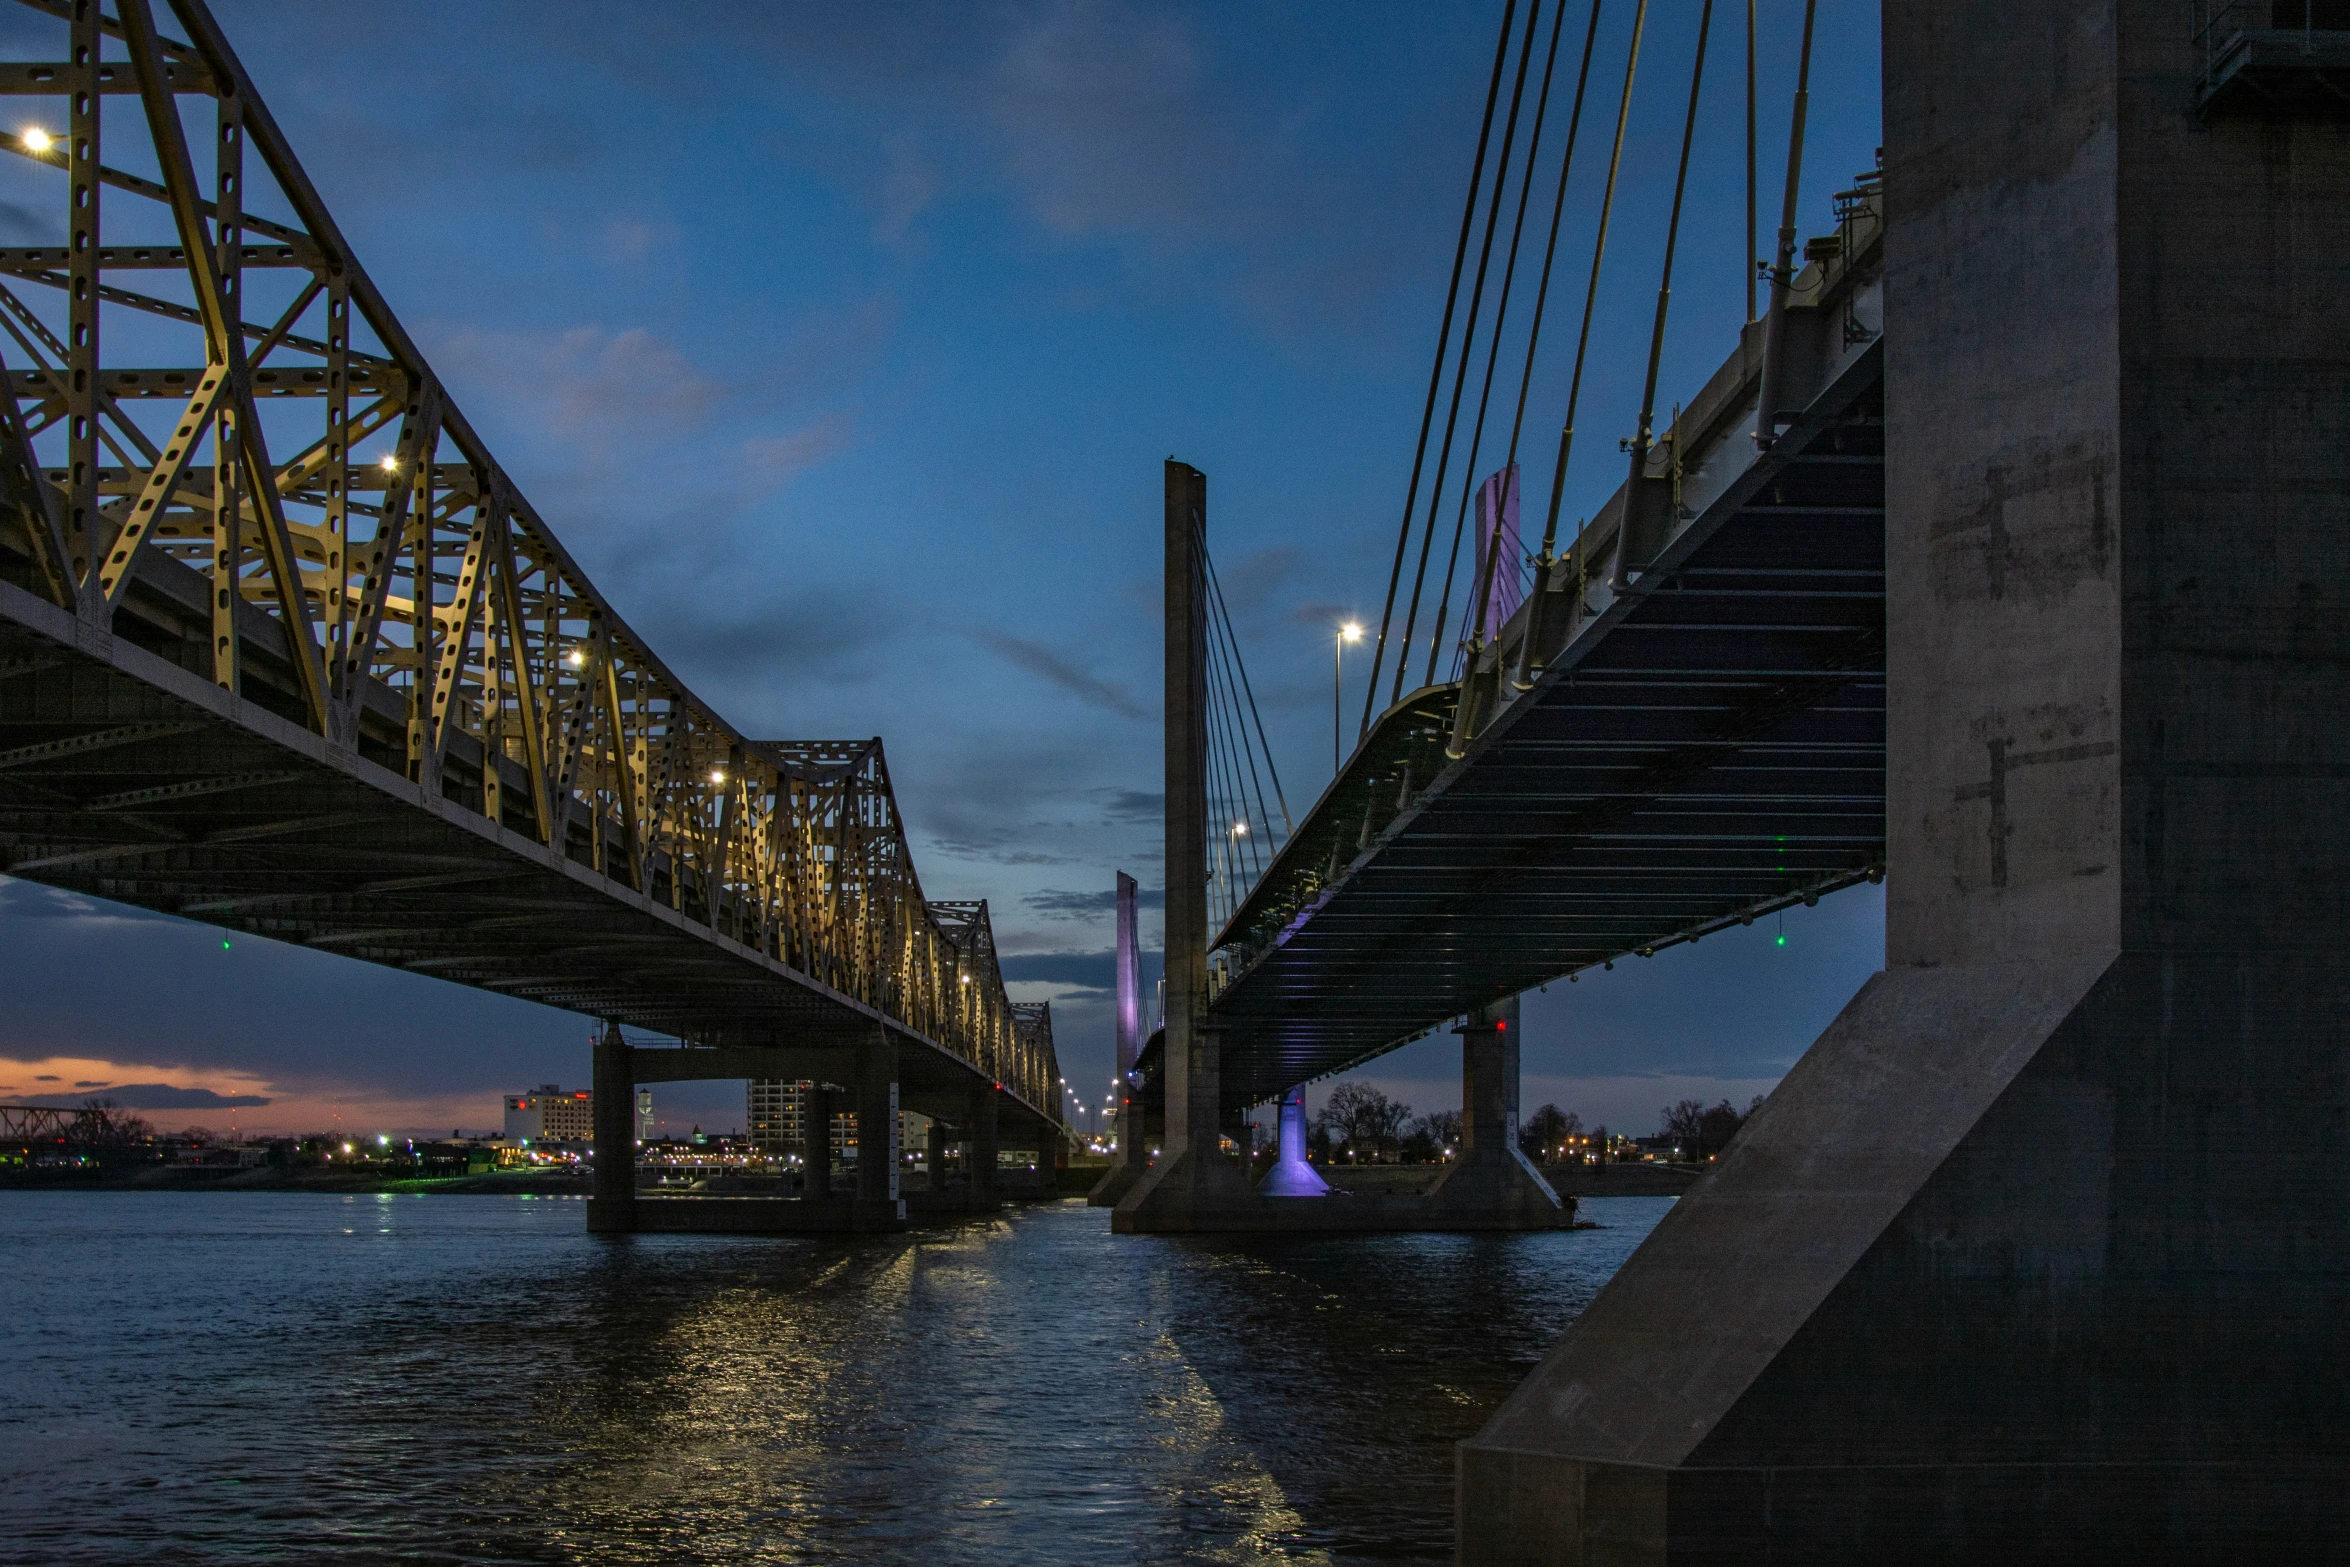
[0,1192,1669,1564]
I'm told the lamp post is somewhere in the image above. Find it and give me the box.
[1335,621,1364,773]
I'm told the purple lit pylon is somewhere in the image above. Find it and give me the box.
[1258,1085,1330,1198]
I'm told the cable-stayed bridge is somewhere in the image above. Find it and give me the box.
[1205,214,1883,1107]
[1112,2,2350,1558]
[0,0,1063,1228]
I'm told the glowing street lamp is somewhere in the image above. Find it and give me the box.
[1335,621,1364,774]
[20,127,52,154]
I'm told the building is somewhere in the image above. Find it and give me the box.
[747,1079,883,1167]
[504,1084,592,1144]
[746,1078,805,1152]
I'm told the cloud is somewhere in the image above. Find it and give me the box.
[742,415,853,487]
[0,198,58,245]
[1024,887,1163,921]
[1096,789,1162,823]
[1210,544,1309,614]
[425,323,722,444]
[999,948,1165,991]
[977,631,1146,720]
[83,1083,274,1110]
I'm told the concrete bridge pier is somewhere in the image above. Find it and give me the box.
[803,1084,835,1201]
[1424,996,1566,1224]
[968,1082,1000,1210]
[854,1034,903,1222]
[1258,1086,1330,1198]
[587,1019,636,1233]
[1458,4,2350,1558]
[926,1116,950,1194]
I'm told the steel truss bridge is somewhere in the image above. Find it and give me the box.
[1195,188,1887,1111]
[0,0,1063,1145]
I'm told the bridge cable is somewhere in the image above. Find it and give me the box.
[1199,540,1294,836]
[1617,0,1717,586]
[1191,520,1281,874]
[1754,0,1819,445]
[1531,0,1647,569]
[1456,0,1606,677]
[1387,0,1546,711]
[1194,549,1266,928]
[1357,0,1521,745]
[1207,620,1275,897]
[1419,0,1576,690]
[1212,604,1275,888]
[1503,0,1605,474]
[1745,0,1757,325]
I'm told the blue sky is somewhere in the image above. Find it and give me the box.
[0,0,1884,1137]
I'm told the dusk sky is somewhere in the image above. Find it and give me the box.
[0,0,1883,1138]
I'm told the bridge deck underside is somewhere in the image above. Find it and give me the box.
[0,581,1053,1135]
[1206,365,1885,1109]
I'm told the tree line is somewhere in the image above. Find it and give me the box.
[1296,1082,1766,1165]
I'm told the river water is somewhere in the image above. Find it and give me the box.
[0,1192,1670,1566]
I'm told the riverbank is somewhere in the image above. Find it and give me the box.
[1,1165,594,1195]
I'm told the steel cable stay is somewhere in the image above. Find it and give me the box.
[1385,0,1546,714]
[1445,0,1609,687]
[1193,548,1250,934]
[1199,533,1292,837]
[1420,0,1574,692]
[1522,0,1646,682]
[1358,0,1521,745]
[1206,615,1272,929]
[1612,0,1716,592]
[1186,521,1292,935]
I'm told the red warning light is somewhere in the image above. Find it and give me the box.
[1496,1019,1507,1031]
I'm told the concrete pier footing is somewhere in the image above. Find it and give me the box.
[1456,5,2350,1558]
[1423,998,1567,1226]
[1258,1086,1331,1198]
[586,1020,635,1232]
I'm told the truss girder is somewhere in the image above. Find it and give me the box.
[0,0,1059,1130]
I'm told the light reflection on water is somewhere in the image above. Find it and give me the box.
[0,1192,1671,1564]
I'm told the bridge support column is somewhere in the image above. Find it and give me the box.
[1425,996,1566,1225]
[803,1085,834,1202]
[1258,1086,1330,1198]
[586,1020,635,1233]
[926,1116,950,1193]
[1115,460,1254,1232]
[969,1083,999,1210]
[1459,6,2350,1559]
[854,1034,902,1223]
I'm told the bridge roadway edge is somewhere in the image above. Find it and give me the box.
[0,573,1065,1153]
[1456,2,2350,1560]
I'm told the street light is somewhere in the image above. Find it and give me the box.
[1335,622,1364,773]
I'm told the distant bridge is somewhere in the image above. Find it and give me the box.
[0,0,1063,1212]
